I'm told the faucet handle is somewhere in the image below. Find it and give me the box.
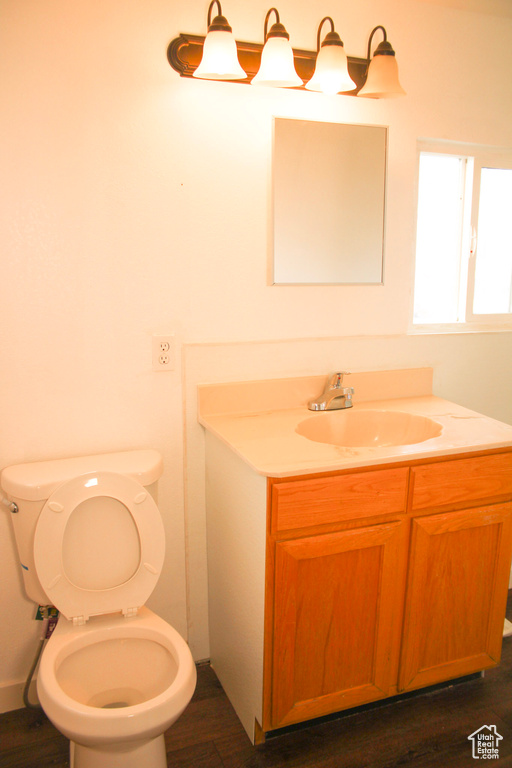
[328,371,351,389]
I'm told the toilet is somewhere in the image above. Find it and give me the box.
[1,449,196,768]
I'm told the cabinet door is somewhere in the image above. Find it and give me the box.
[270,521,406,729]
[399,503,512,692]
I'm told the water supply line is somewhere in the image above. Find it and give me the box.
[3,497,57,710]
[23,622,48,711]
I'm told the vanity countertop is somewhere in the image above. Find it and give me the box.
[198,370,512,477]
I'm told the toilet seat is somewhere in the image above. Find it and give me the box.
[34,471,165,623]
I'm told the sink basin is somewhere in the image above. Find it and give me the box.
[296,410,443,448]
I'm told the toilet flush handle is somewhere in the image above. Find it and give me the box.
[1,497,18,513]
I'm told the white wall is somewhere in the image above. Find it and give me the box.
[1,0,512,708]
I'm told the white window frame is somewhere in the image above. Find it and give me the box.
[411,139,512,333]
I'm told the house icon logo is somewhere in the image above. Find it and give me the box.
[468,725,503,759]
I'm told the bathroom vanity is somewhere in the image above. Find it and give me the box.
[198,370,512,743]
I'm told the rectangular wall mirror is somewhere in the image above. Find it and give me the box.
[272,118,387,285]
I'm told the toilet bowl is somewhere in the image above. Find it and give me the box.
[38,607,196,767]
[1,449,197,768]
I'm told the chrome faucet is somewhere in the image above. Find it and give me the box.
[308,372,354,411]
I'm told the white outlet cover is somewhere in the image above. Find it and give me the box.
[152,335,175,372]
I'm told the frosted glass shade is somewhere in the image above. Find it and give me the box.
[251,37,302,88]
[306,45,356,95]
[358,54,405,98]
[193,30,246,80]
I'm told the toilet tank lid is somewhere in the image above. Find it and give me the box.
[0,449,163,501]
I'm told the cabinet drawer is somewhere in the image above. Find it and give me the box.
[271,467,409,533]
[411,452,512,513]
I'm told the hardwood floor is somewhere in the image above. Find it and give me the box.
[3,612,512,768]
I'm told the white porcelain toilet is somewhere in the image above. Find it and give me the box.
[1,449,196,768]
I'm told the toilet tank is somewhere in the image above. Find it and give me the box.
[1,449,163,606]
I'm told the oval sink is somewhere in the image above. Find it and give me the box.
[296,410,443,448]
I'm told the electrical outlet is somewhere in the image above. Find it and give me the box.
[152,335,175,372]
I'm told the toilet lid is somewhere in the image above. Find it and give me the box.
[33,471,165,623]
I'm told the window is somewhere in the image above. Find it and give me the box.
[412,142,512,328]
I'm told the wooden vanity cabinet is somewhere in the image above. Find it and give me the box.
[399,502,512,692]
[267,467,410,729]
[265,451,512,733]
[398,453,512,693]
[271,520,408,728]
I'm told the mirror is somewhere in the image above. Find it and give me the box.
[272,118,387,285]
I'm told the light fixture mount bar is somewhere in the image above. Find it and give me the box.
[167,33,369,92]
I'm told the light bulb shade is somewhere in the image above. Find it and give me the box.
[251,36,302,87]
[358,53,405,98]
[306,44,356,95]
[193,29,247,80]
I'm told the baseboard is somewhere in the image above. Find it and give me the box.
[0,679,38,714]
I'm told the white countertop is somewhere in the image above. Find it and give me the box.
[198,370,512,477]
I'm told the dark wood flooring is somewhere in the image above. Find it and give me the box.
[3,603,512,768]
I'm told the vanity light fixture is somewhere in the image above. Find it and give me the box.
[305,17,356,95]
[251,8,302,88]
[357,26,406,98]
[193,0,246,80]
[168,11,406,98]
